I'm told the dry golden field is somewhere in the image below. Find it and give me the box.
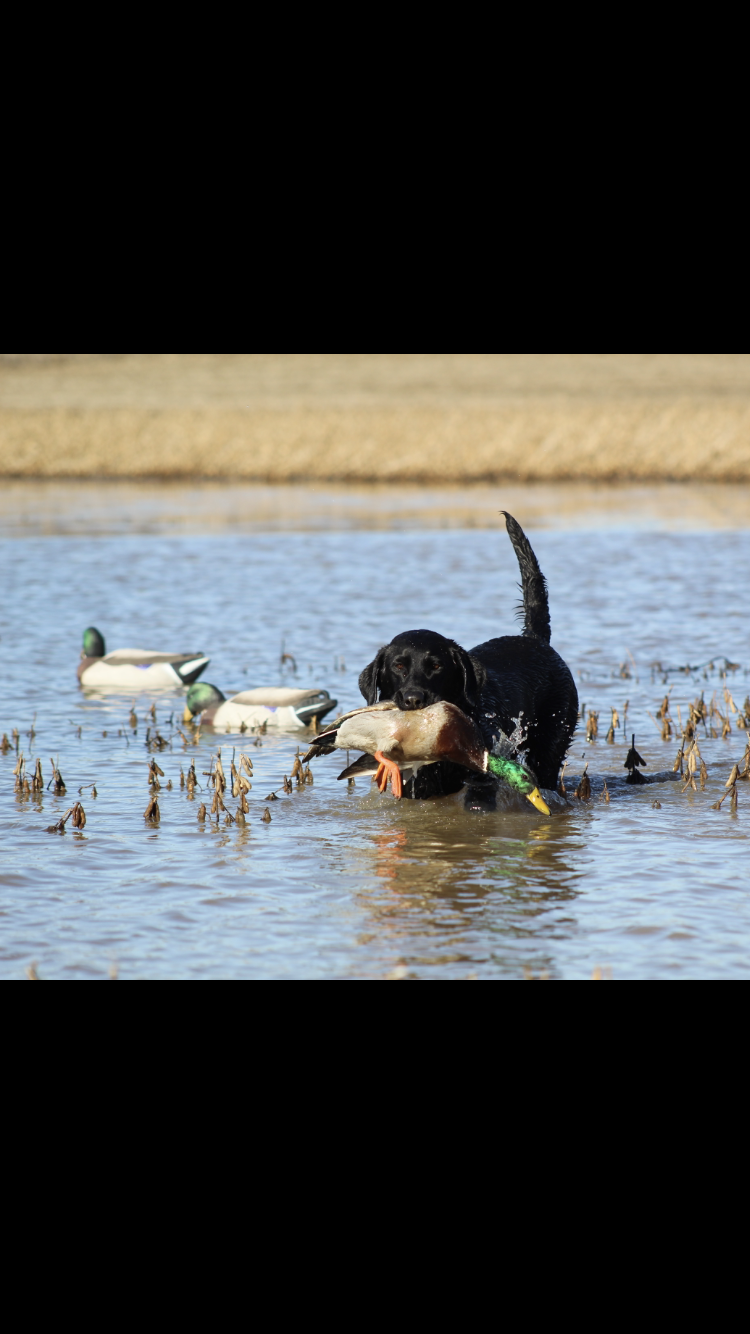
[2,353,750,482]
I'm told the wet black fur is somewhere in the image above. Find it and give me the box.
[358,513,578,805]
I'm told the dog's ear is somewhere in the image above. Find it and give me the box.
[358,647,388,705]
[449,643,485,711]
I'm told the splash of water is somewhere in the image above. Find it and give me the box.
[488,712,529,765]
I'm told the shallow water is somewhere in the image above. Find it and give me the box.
[1,484,749,979]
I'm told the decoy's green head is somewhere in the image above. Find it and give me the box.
[184,682,226,722]
[82,627,105,659]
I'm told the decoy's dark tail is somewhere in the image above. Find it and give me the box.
[501,511,551,643]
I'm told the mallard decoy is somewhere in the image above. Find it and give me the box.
[78,627,210,689]
[183,681,338,731]
[305,700,550,813]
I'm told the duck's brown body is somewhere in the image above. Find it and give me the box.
[309,701,489,797]
[331,701,487,771]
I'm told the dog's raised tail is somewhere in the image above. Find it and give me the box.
[501,511,551,642]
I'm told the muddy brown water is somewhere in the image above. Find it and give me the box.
[1,482,749,979]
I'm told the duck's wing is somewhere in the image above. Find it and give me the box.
[105,650,198,664]
[324,700,398,728]
[229,687,328,707]
[302,701,398,760]
[302,721,343,761]
[228,688,337,725]
[302,738,338,761]
[103,650,210,684]
[337,753,381,780]
[336,754,438,782]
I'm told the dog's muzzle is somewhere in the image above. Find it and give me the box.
[394,688,431,711]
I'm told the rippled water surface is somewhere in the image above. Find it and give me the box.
[1,484,749,979]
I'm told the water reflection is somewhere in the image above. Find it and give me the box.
[341,795,585,977]
[3,479,750,537]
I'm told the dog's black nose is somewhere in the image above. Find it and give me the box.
[401,690,427,710]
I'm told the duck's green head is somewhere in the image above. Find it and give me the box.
[488,754,550,815]
[82,627,105,659]
[184,681,226,722]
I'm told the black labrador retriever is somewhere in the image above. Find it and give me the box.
[358,513,578,806]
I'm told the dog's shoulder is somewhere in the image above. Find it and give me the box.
[470,635,572,672]
[470,635,551,667]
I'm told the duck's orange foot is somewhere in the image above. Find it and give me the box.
[374,751,403,798]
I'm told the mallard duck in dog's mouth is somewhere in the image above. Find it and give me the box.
[304,700,550,813]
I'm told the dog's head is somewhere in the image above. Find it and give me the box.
[358,630,484,713]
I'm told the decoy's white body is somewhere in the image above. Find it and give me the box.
[188,687,337,732]
[79,650,211,690]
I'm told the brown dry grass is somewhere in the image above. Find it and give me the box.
[2,353,750,482]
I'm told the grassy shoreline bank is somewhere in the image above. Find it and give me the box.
[3,354,750,482]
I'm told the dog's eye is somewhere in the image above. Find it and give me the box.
[393,662,406,675]
[425,660,441,674]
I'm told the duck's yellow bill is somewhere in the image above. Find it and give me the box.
[526,787,550,815]
[183,705,193,724]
